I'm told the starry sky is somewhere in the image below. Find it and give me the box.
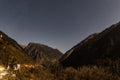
[1,0,120,53]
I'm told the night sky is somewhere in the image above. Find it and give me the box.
[1,0,120,53]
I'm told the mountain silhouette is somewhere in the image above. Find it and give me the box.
[0,31,34,68]
[60,22,120,68]
[24,42,63,65]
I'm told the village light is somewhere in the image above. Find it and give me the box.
[0,66,5,71]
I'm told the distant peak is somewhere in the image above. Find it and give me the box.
[27,42,46,47]
[26,42,62,54]
[29,42,46,45]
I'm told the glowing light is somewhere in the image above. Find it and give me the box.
[0,66,8,79]
[0,66,5,71]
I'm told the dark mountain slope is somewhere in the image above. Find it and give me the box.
[0,31,34,67]
[24,42,63,65]
[60,22,120,68]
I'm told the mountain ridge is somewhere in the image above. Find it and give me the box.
[0,31,34,69]
[24,42,63,65]
[60,22,120,68]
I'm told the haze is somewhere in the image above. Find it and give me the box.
[0,0,120,53]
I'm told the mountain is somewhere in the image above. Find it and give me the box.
[20,44,26,48]
[0,31,34,68]
[0,31,60,79]
[60,22,120,68]
[24,42,63,65]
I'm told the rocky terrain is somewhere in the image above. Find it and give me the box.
[24,42,63,65]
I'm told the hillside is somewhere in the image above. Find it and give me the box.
[0,25,120,79]
[24,42,63,65]
[0,31,34,67]
[60,22,120,68]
